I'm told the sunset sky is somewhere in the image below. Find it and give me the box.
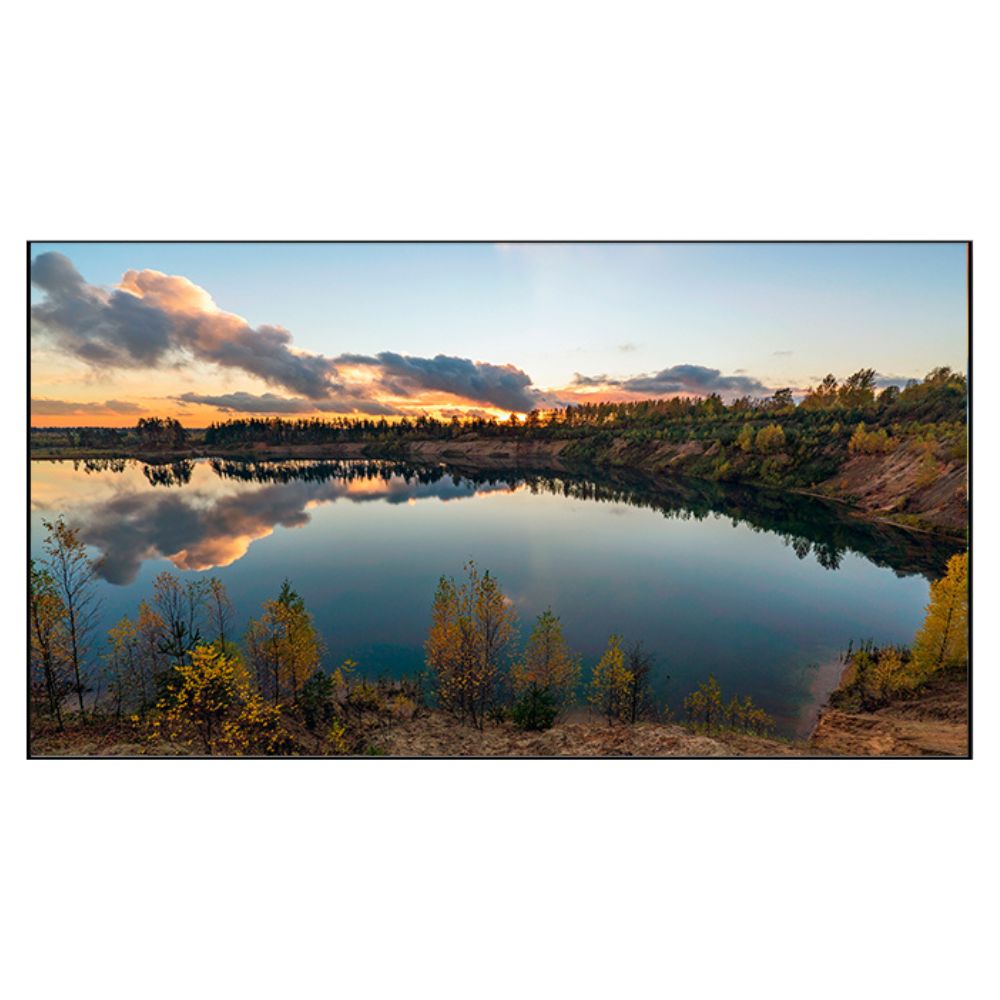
[29,242,968,426]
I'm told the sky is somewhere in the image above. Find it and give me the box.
[29,242,969,426]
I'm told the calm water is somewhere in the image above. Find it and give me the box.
[30,457,959,737]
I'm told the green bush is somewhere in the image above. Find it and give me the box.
[511,683,558,731]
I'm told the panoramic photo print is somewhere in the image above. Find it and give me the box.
[28,242,970,757]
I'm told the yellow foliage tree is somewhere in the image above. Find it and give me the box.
[106,615,147,722]
[754,423,785,454]
[151,645,248,754]
[864,646,911,699]
[588,634,633,724]
[910,552,968,680]
[29,560,72,730]
[149,644,290,756]
[425,561,517,729]
[736,424,755,453]
[683,674,724,731]
[246,580,323,705]
[512,608,580,711]
[848,422,893,455]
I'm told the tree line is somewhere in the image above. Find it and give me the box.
[31,368,966,504]
[197,366,966,492]
[196,366,964,442]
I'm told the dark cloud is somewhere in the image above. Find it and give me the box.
[571,364,771,399]
[32,253,555,413]
[570,372,612,387]
[618,342,638,352]
[337,351,554,411]
[874,373,914,389]
[32,253,337,398]
[31,397,146,416]
[773,350,794,357]
[175,391,402,416]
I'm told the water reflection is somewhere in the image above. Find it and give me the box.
[33,457,955,738]
[209,459,958,578]
[48,457,958,584]
[62,466,507,584]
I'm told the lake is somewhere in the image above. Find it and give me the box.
[29,457,959,738]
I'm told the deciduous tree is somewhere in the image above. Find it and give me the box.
[512,608,580,712]
[206,576,235,649]
[245,580,323,704]
[42,516,100,716]
[29,560,72,729]
[754,423,785,454]
[425,561,517,729]
[588,634,633,724]
[911,552,968,679]
[153,572,207,666]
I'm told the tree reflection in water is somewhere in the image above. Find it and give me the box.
[55,457,960,585]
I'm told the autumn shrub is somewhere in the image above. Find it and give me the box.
[915,446,940,488]
[947,434,968,462]
[834,643,918,710]
[754,423,786,454]
[511,683,559,731]
[221,695,295,755]
[848,422,894,455]
[346,680,385,715]
[147,645,247,754]
[324,719,349,755]
[145,644,294,755]
[388,692,418,722]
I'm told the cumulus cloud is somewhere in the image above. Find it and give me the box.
[570,364,772,399]
[32,253,555,413]
[174,391,402,416]
[336,351,555,412]
[31,397,146,417]
[32,252,337,398]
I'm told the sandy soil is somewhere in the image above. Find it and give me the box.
[369,714,813,757]
[818,441,967,534]
[810,671,969,757]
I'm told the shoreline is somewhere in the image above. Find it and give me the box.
[29,440,968,542]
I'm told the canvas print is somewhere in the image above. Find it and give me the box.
[28,242,970,757]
